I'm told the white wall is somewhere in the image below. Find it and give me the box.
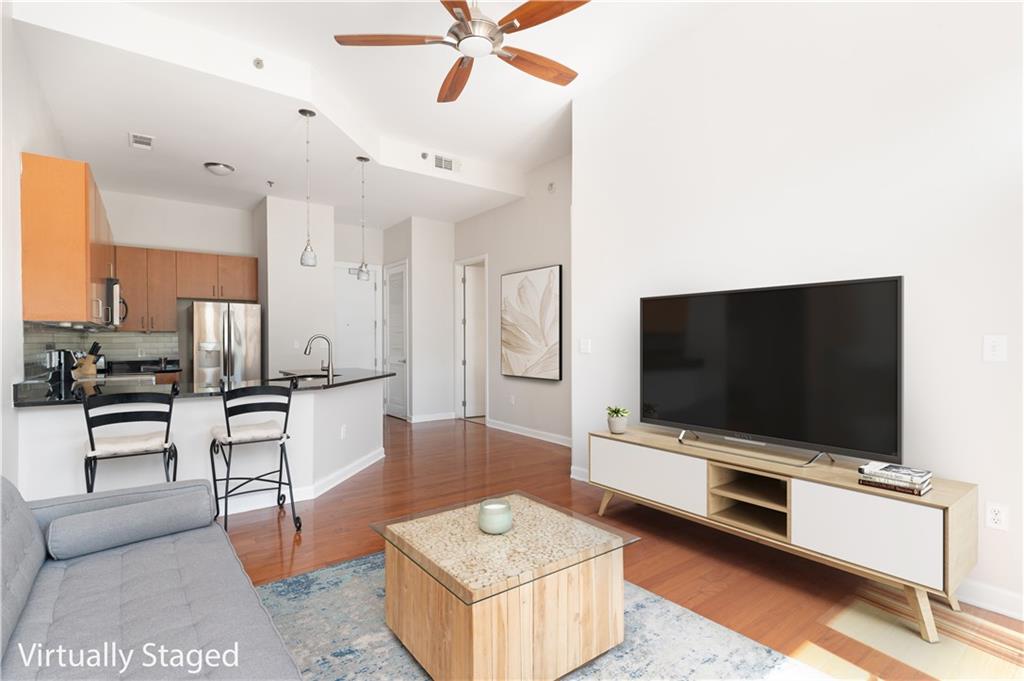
[383,218,411,264]
[258,196,335,378]
[409,217,455,419]
[1,11,67,480]
[381,216,455,421]
[101,190,255,255]
[335,222,382,265]
[571,3,1022,616]
[455,156,571,443]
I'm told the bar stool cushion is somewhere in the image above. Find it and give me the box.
[88,431,170,457]
[211,420,284,445]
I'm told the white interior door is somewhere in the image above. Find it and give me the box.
[464,264,486,417]
[334,263,381,370]
[384,262,408,419]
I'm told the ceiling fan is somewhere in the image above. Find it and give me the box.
[334,0,589,102]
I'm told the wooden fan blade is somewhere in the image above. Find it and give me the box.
[498,47,577,85]
[440,0,472,23]
[334,34,445,46]
[438,57,474,102]
[499,1,589,33]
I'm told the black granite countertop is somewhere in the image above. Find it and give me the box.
[12,368,395,407]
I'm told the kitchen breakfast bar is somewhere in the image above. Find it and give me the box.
[11,369,393,512]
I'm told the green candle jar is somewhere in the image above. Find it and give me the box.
[478,498,513,535]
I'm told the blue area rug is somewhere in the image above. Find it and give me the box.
[258,552,822,680]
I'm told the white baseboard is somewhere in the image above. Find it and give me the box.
[311,447,385,498]
[957,578,1024,620]
[222,447,386,515]
[409,412,455,423]
[570,465,589,482]
[484,418,571,447]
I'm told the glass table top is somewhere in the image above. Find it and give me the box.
[370,491,639,604]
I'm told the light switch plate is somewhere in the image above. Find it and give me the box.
[983,334,1008,362]
[579,338,592,354]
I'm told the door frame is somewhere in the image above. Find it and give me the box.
[383,259,410,420]
[333,261,383,371]
[454,254,489,420]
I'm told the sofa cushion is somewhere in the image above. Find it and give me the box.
[2,524,300,680]
[46,488,215,560]
[1,477,45,661]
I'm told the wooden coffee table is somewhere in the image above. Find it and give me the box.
[371,491,639,681]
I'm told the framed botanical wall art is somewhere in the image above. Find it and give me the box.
[500,264,562,381]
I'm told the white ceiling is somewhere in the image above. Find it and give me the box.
[19,21,520,227]
[16,2,698,227]
[140,1,695,172]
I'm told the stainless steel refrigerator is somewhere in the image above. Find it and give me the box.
[179,301,261,390]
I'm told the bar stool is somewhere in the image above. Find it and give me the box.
[209,382,301,532]
[82,392,177,493]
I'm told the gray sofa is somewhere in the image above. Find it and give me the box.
[1,477,301,680]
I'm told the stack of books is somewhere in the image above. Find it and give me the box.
[858,462,933,496]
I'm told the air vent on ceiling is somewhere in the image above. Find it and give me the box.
[128,133,154,150]
[433,154,460,172]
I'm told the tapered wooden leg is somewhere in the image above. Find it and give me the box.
[946,593,962,612]
[598,490,615,516]
[904,585,939,643]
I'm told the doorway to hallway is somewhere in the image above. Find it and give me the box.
[455,257,487,422]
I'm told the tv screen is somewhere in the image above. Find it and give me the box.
[641,277,901,462]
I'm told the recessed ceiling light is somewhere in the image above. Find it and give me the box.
[203,162,235,176]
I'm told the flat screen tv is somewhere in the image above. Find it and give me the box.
[640,277,901,463]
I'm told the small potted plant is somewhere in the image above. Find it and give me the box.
[606,406,629,434]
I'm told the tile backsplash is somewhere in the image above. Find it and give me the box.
[23,324,178,377]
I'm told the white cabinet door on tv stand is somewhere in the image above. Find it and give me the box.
[790,480,944,590]
[590,436,707,517]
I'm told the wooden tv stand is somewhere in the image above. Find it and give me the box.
[588,428,978,643]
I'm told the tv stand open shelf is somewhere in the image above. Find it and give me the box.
[708,462,790,541]
[588,427,978,643]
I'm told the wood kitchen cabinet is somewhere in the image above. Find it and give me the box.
[114,246,148,331]
[147,249,177,330]
[115,247,178,331]
[176,251,257,302]
[22,153,114,324]
[175,251,219,299]
[217,255,258,301]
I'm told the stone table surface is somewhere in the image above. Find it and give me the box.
[372,491,639,603]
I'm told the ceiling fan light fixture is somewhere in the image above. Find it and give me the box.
[458,35,492,58]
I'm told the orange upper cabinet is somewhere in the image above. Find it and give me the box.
[217,255,258,302]
[114,246,148,331]
[176,252,257,302]
[21,153,113,324]
[147,249,177,330]
[175,251,219,299]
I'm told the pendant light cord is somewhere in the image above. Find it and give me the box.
[360,161,367,266]
[305,115,311,242]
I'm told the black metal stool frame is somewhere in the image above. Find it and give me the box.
[82,392,177,493]
[209,383,301,532]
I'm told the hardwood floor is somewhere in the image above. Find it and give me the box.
[227,417,1017,680]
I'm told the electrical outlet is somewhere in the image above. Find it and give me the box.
[983,334,1008,362]
[339,425,347,440]
[986,502,1009,530]
[509,394,516,406]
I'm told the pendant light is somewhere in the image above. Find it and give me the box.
[348,156,372,281]
[298,108,318,268]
